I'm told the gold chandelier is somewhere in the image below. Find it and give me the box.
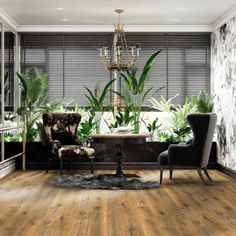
[98,9,141,71]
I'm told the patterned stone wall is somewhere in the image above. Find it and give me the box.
[212,16,236,172]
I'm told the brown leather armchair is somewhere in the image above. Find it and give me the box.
[158,113,217,185]
[43,113,95,175]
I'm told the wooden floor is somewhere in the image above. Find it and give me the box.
[0,170,236,236]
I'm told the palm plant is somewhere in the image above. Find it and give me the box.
[17,67,49,141]
[116,50,163,133]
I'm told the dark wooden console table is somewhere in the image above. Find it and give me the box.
[91,133,149,177]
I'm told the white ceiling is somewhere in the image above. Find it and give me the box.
[0,0,235,26]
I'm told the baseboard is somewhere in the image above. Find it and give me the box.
[25,161,216,170]
[0,159,15,179]
[216,163,236,180]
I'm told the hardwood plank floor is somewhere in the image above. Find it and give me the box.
[0,170,236,236]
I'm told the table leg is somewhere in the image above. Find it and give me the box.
[115,144,139,178]
[115,144,124,177]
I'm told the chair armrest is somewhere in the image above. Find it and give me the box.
[50,140,62,155]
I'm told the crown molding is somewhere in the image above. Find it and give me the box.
[212,3,236,31]
[0,5,18,32]
[18,24,212,33]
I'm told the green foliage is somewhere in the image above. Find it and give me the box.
[149,94,178,112]
[118,51,163,133]
[150,95,196,141]
[17,67,49,142]
[158,132,175,143]
[84,79,115,114]
[40,98,73,113]
[144,118,162,133]
[108,105,134,130]
[77,115,97,142]
[191,90,214,113]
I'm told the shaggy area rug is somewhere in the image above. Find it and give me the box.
[48,174,160,190]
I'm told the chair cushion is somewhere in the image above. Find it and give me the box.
[58,145,95,159]
[158,150,169,165]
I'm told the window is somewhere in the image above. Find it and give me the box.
[21,33,210,106]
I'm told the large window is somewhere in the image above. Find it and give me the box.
[21,33,210,106]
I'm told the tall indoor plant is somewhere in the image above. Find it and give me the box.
[116,50,163,133]
[17,67,49,142]
[84,79,115,133]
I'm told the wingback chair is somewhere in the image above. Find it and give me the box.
[43,113,95,175]
[158,113,217,185]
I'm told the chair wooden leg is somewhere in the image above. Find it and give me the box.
[90,158,94,174]
[60,159,63,175]
[46,158,51,173]
[67,159,72,172]
[203,168,212,182]
[169,166,173,180]
[197,168,207,185]
[160,166,163,185]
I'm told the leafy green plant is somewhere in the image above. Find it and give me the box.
[149,94,179,112]
[150,95,196,141]
[158,131,175,143]
[40,98,73,113]
[115,50,163,133]
[108,104,134,130]
[191,90,214,113]
[17,67,49,142]
[84,79,115,134]
[84,79,115,114]
[170,97,196,141]
[143,118,162,134]
[77,115,97,142]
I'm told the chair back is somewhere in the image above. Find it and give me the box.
[42,113,82,145]
[187,113,217,168]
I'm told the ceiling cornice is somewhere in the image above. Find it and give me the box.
[18,24,212,32]
[0,4,18,31]
[212,3,236,31]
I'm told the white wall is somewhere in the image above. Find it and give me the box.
[211,16,236,172]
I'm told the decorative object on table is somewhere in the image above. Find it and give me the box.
[114,126,132,133]
[98,9,141,71]
[48,174,160,190]
[43,113,95,175]
[158,113,217,185]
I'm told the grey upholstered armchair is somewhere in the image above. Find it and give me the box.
[158,113,217,185]
[43,113,95,175]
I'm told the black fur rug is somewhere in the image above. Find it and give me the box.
[48,174,160,190]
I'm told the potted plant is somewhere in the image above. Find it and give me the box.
[83,79,115,133]
[115,50,164,133]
